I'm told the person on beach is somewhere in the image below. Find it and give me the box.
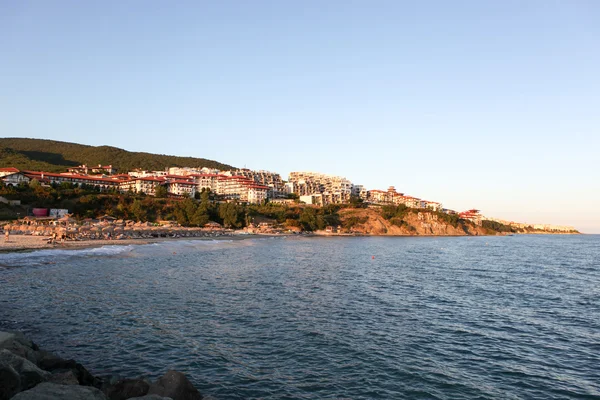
[51,232,57,245]
[4,230,8,243]
[60,233,66,246]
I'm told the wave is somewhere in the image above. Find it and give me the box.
[0,245,136,268]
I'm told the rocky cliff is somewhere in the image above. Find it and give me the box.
[337,208,488,236]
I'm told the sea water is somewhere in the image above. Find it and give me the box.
[1,235,599,399]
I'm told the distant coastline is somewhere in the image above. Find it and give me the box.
[0,228,579,255]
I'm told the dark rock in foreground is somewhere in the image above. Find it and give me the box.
[104,378,150,400]
[0,349,51,399]
[0,330,208,400]
[11,382,106,400]
[148,371,203,400]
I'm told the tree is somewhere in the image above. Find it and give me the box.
[155,184,168,198]
[29,179,40,189]
[130,199,147,222]
[299,208,318,231]
[219,202,241,228]
[190,207,209,227]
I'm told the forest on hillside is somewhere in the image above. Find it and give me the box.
[0,138,233,173]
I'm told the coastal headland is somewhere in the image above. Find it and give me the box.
[0,204,579,253]
[0,138,580,236]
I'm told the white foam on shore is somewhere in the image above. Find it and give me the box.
[0,244,136,268]
[0,236,291,269]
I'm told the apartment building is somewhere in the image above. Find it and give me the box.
[91,164,116,174]
[248,185,269,204]
[1,171,31,186]
[459,209,483,225]
[167,180,197,197]
[24,171,121,191]
[190,173,220,193]
[288,171,354,205]
[0,167,22,178]
[224,169,286,198]
[128,170,168,178]
[119,176,165,195]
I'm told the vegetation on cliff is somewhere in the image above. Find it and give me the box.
[0,138,233,172]
[0,181,575,235]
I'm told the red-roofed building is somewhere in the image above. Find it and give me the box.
[167,179,196,197]
[459,209,482,225]
[119,176,165,195]
[23,171,122,191]
[247,184,269,204]
[91,164,116,174]
[0,167,21,177]
[1,171,30,186]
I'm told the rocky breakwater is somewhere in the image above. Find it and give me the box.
[3,219,231,242]
[0,331,208,400]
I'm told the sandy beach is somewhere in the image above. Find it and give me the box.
[0,234,162,252]
[0,232,292,253]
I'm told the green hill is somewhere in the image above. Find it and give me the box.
[0,138,234,173]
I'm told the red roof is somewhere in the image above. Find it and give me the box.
[169,180,195,185]
[188,173,222,178]
[24,171,122,183]
[0,167,20,173]
[129,177,165,183]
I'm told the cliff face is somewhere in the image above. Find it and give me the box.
[338,208,488,236]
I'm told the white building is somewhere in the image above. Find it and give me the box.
[288,171,355,205]
[1,171,31,186]
[119,177,165,195]
[300,194,323,206]
[224,169,286,198]
[0,167,22,177]
[247,185,269,204]
[167,180,197,197]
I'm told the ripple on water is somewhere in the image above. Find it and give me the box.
[0,235,599,399]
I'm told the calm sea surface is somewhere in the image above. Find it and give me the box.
[1,235,599,399]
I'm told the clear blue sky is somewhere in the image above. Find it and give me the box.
[1,1,599,233]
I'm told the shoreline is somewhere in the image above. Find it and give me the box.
[0,233,267,253]
[0,231,581,254]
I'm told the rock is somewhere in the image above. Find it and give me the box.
[37,352,99,387]
[147,370,202,400]
[0,332,38,364]
[49,370,80,385]
[0,349,50,392]
[0,331,34,350]
[0,363,20,400]
[104,378,150,400]
[129,396,173,400]
[10,382,107,400]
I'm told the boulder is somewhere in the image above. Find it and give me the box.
[147,371,202,400]
[37,352,99,387]
[0,349,50,392]
[104,378,150,400]
[0,332,34,349]
[0,332,38,363]
[0,363,20,400]
[49,370,80,385]
[10,382,107,400]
